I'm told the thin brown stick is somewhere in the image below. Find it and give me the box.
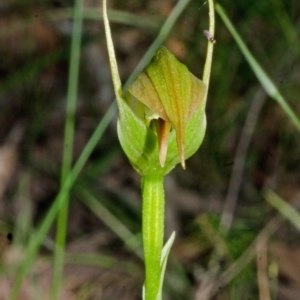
[256,236,271,300]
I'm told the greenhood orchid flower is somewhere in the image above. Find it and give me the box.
[127,46,206,169]
[119,46,207,175]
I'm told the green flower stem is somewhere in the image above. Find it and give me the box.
[142,176,165,300]
[202,0,215,105]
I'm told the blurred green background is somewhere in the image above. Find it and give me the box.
[0,0,299,299]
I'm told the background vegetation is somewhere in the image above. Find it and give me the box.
[0,0,299,299]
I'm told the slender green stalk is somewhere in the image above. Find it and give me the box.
[216,4,300,132]
[142,176,165,300]
[51,0,83,298]
[202,0,215,97]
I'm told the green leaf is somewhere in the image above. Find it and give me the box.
[155,232,176,300]
[142,232,176,300]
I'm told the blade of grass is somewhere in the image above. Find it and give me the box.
[64,252,140,272]
[269,0,300,60]
[9,1,191,297]
[79,188,142,258]
[13,173,32,246]
[48,7,161,31]
[265,190,300,232]
[51,0,83,298]
[215,4,300,132]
